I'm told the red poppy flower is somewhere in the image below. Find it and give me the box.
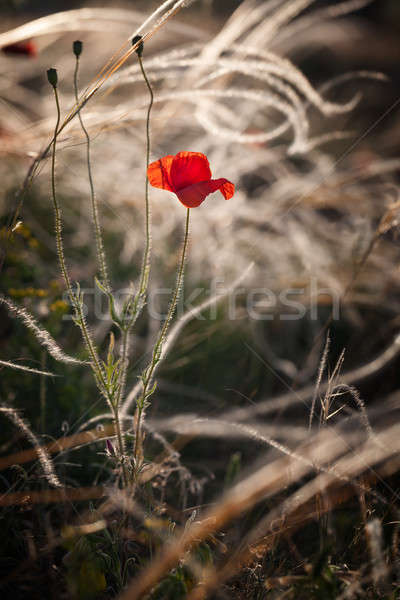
[2,40,37,58]
[147,151,235,208]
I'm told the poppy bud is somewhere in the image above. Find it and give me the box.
[131,35,144,57]
[47,68,58,88]
[73,40,83,57]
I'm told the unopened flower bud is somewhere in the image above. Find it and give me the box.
[131,35,144,57]
[73,40,83,57]
[47,68,58,88]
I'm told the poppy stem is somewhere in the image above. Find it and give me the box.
[48,74,128,485]
[137,51,154,299]
[115,44,154,414]
[73,44,110,293]
[49,81,73,299]
[48,81,105,387]
[134,207,190,466]
[73,47,129,484]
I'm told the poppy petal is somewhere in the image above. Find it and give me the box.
[147,155,175,192]
[213,178,235,200]
[170,152,212,192]
[176,178,235,208]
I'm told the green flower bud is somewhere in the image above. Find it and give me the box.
[131,35,144,57]
[73,40,83,57]
[46,68,58,88]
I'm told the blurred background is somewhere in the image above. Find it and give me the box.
[1,1,400,596]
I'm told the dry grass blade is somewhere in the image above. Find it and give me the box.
[0,359,56,377]
[0,486,105,507]
[185,423,400,599]
[0,424,115,471]
[116,428,355,600]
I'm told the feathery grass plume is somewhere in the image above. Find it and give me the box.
[208,425,400,599]
[321,347,346,424]
[309,333,331,429]
[0,295,86,365]
[276,0,374,48]
[1,3,392,284]
[0,404,61,488]
[147,416,381,494]
[102,42,359,154]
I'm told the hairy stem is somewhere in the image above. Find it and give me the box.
[117,51,154,411]
[51,81,129,485]
[112,405,128,487]
[50,86,106,393]
[134,207,190,463]
[74,55,110,292]
[136,52,154,299]
[50,87,73,296]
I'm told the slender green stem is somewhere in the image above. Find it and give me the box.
[51,87,73,296]
[74,56,110,292]
[116,52,154,411]
[51,81,128,485]
[112,405,128,487]
[117,326,130,406]
[134,207,190,463]
[50,86,106,393]
[125,52,154,323]
[136,53,154,299]
[73,52,128,485]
